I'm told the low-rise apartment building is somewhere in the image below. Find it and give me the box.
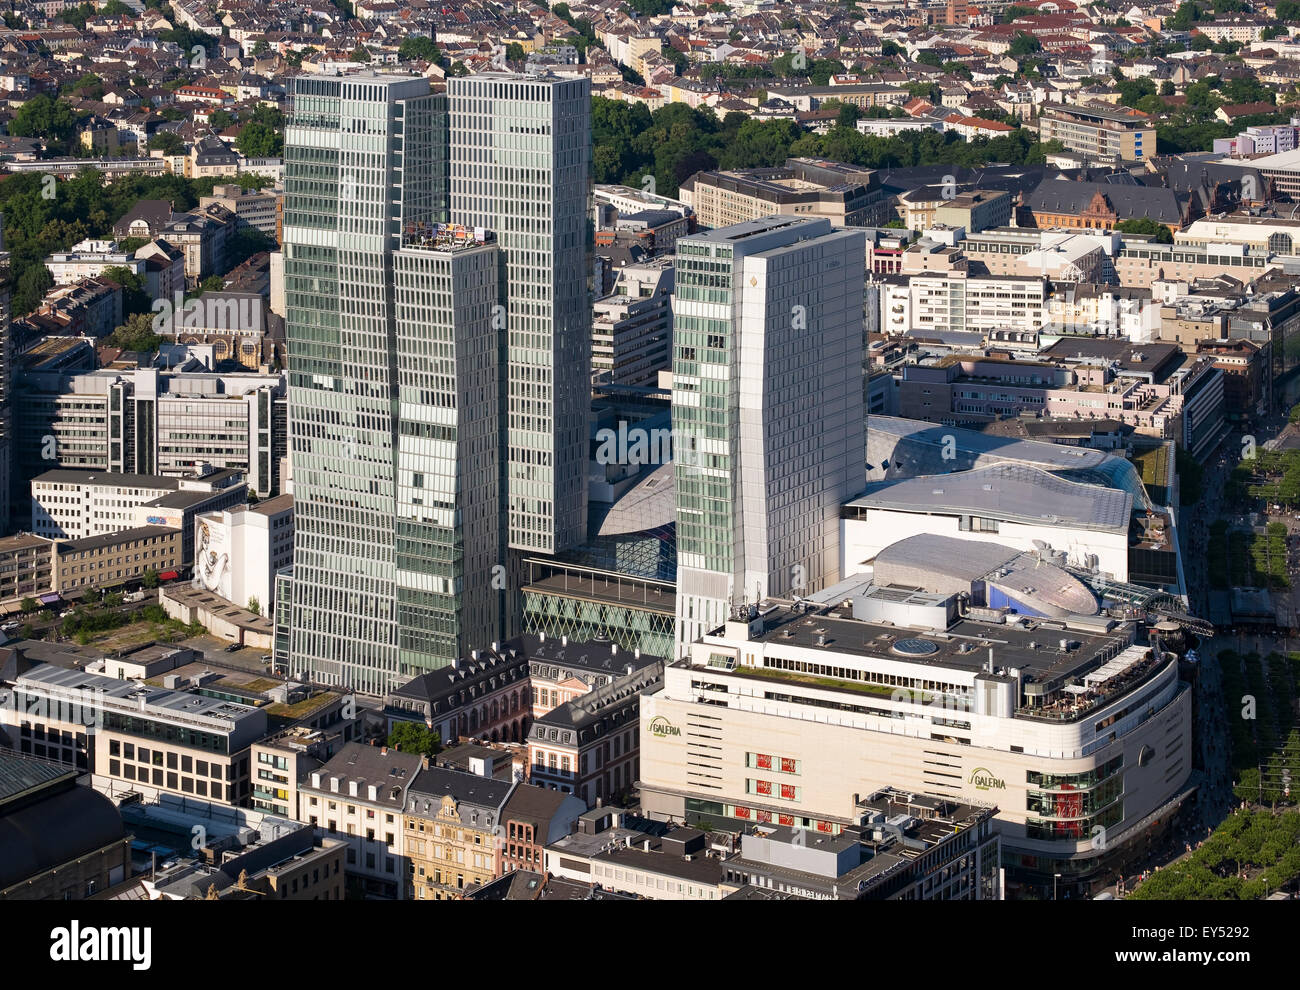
[1038,104,1154,162]
[301,742,422,899]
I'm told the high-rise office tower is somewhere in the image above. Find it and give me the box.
[672,217,867,651]
[392,232,503,673]
[282,73,452,692]
[282,70,591,692]
[446,73,592,556]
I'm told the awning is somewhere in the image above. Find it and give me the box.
[38,593,61,604]
[158,571,179,581]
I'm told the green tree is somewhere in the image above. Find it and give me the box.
[141,569,160,589]
[1008,32,1042,58]
[99,265,151,316]
[236,121,282,158]
[388,721,442,758]
[1115,217,1174,243]
[506,42,526,62]
[109,312,163,353]
[20,598,37,614]
[350,45,370,63]
[149,131,185,155]
[13,264,54,316]
[11,94,84,155]
[1166,1,1206,30]
[397,35,440,62]
[65,72,104,100]
[159,26,219,56]
[57,2,96,29]
[247,596,260,615]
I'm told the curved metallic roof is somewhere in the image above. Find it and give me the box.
[851,461,1133,532]
[0,772,124,890]
[594,461,676,537]
[865,415,1153,511]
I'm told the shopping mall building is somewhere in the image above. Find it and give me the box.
[637,561,1194,894]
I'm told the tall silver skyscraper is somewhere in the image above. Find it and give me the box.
[392,231,503,673]
[672,217,867,651]
[447,73,592,556]
[281,71,592,693]
[282,73,451,693]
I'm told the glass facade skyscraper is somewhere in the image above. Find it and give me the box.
[672,217,867,652]
[447,73,592,556]
[281,71,592,694]
[282,74,446,693]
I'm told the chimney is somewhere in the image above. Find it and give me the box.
[381,746,388,756]
[561,635,568,646]
[611,643,618,656]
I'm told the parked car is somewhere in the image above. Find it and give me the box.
[224,643,240,653]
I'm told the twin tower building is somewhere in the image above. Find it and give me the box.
[280,72,868,695]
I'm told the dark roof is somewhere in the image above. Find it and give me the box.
[389,651,529,710]
[310,742,422,809]
[501,782,576,829]
[468,870,625,900]
[113,199,174,234]
[1025,179,1187,224]
[406,765,513,815]
[0,753,125,891]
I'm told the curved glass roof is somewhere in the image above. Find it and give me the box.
[865,416,1154,512]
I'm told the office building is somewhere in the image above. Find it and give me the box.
[281,73,445,694]
[638,588,1193,894]
[282,71,593,692]
[15,368,286,503]
[30,467,246,564]
[447,72,593,556]
[672,217,866,651]
[591,257,674,389]
[392,229,504,672]
[5,665,267,805]
[680,158,891,230]
[0,222,10,535]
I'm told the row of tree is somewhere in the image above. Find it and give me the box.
[592,97,1067,197]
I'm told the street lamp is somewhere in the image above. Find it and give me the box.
[1054,873,1062,901]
